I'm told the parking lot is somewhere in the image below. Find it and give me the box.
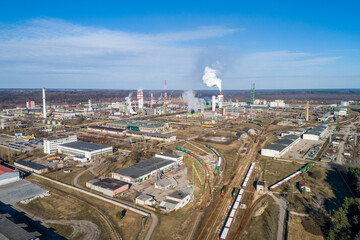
[282,138,326,160]
[0,135,43,152]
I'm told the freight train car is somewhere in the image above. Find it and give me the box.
[242,163,255,188]
[175,146,210,189]
[220,188,245,239]
[269,163,312,191]
[247,121,263,127]
[205,144,222,175]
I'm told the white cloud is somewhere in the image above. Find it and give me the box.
[0,18,237,88]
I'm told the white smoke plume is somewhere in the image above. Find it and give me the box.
[202,66,222,92]
[182,90,204,112]
[125,93,136,115]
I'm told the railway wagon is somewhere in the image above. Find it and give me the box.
[269,163,313,191]
[175,146,210,189]
[205,144,222,176]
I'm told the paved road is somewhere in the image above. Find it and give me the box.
[269,193,288,240]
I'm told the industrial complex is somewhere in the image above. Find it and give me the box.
[0,84,359,240]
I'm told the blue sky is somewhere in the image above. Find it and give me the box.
[0,1,359,90]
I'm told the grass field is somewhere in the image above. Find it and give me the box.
[241,197,279,240]
[288,215,324,240]
[22,175,148,240]
[44,167,86,185]
[151,202,198,240]
[262,159,303,188]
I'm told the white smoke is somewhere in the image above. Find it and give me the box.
[125,93,136,115]
[202,66,222,92]
[182,90,204,112]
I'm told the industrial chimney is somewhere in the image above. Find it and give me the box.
[137,89,144,109]
[88,99,92,111]
[212,96,216,112]
[306,101,309,121]
[218,93,223,109]
[150,91,154,108]
[42,88,46,119]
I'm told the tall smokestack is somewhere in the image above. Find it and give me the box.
[137,89,143,109]
[218,93,223,109]
[150,91,154,108]
[42,88,46,119]
[306,101,309,121]
[88,99,92,111]
[164,80,167,108]
[212,96,216,112]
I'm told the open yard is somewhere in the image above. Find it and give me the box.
[21,175,149,240]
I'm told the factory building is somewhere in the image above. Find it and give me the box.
[86,178,129,197]
[58,141,113,161]
[302,124,328,141]
[125,130,176,142]
[0,165,20,186]
[135,193,156,206]
[281,127,308,137]
[14,160,48,174]
[26,101,35,109]
[87,125,126,135]
[159,189,193,212]
[43,135,77,154]
[0,119,24,130]
[155,177,178,190]
[112,154,182,183]
[269,100,285,108]
[261,134,301,158]
[154,153,183,164]
[107,120,168,133]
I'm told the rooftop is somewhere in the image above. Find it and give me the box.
[59,141,112,152]
[0,165,16,175]
[44,134,76,141]
[109,120,166,128]
[0,214,41,240]
[155,152,181,159]
[89,178,128,190]
[15,160,47,170]
[114,157,175,179]
[127,130,172,138]
[168,190,189,200]
[88,125,125,132]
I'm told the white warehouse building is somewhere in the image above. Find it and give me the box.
[58,141,113,161]
[302,124,328,141]
[261,135,301,158]
[43,135,77,154]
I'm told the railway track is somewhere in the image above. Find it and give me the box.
[195,123,273,240]
[196,138,264,239]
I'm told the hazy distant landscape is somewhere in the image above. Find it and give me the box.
[1,88,360,108]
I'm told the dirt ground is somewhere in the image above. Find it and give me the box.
[21,175,148,240]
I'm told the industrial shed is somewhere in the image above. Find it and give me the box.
[261,134,300,158]
[125,130,176,142]
[86,178,129,197]
[58,141,113,161]
[112,157,177,183]
[14,160,48,174]
[107,120,168,132]
[302,124,328,141]
[0,165,20,186]
[160,189,193,212]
